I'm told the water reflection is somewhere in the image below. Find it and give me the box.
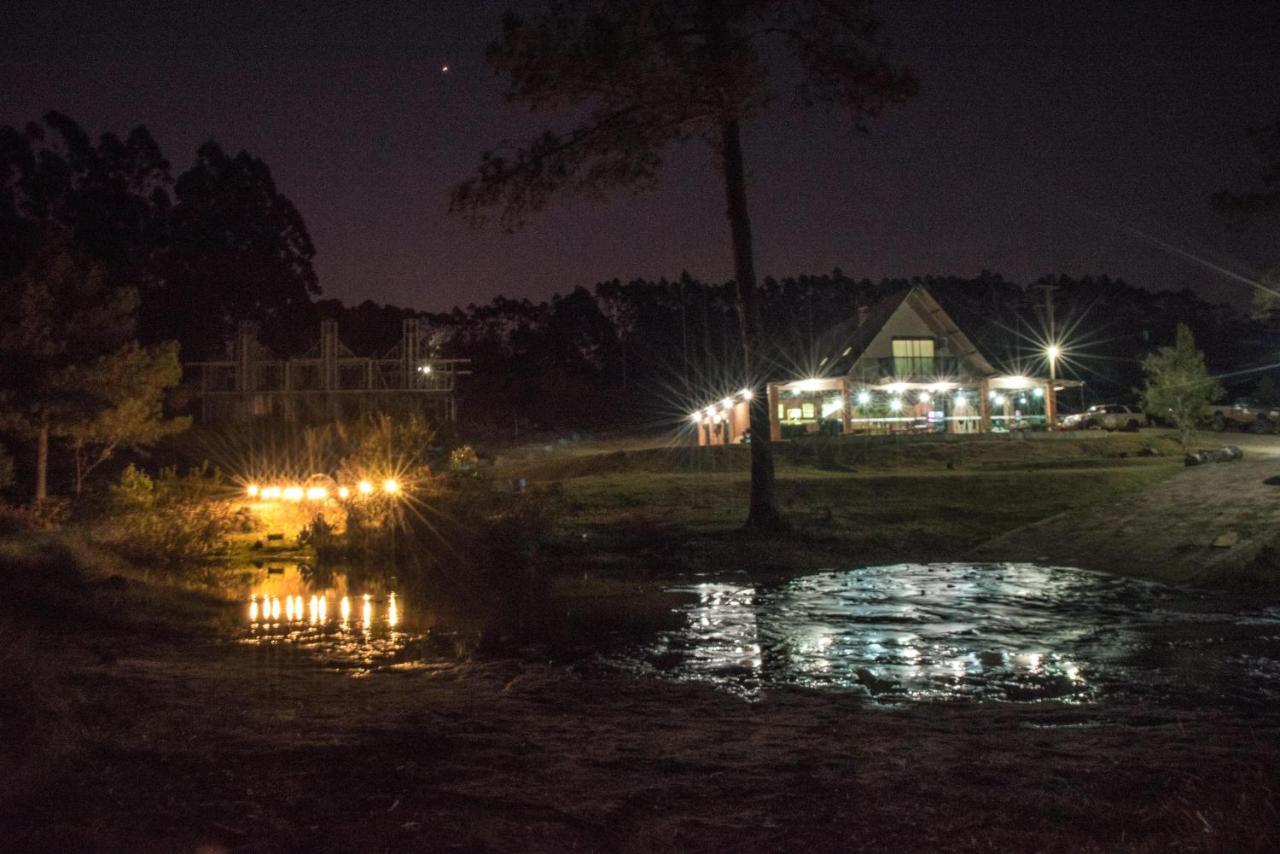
[236,563,414,671]
[620,563,1280,705]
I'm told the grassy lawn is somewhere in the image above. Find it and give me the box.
[499,431,1187,577]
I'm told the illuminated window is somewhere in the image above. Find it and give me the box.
[777,404,785,420]
[787,408,802,420]
[892,338,935,375]
[801,403,815,419]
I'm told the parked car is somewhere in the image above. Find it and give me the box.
[1204,398,1280,433]
[1059,403,1145,432]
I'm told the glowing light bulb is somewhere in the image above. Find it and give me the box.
[889,398,903,412]
[740,388,753,400]
[246,483,259,497]
[283,486,304,502]
[382,479,399,495]
[1046,344,1061,361]
[337,486,350,499]
[305,486,328,501]
[357,480,374,496]
[856,390,871,406]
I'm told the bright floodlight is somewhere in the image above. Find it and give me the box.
[889,397,903,412]
[246,483,259,497]
[382,478,400,495]
[357,480,374,495]
[337,486,350,499]
[856,390,871,405]
[1046,344,1061,361]
[740,387,753,400]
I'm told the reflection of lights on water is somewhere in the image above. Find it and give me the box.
[309,595,319,624]
[362,593,373,629]
[318,596,327,621]
[249,597,259,621]
[388,593,399,628]
[285,596,295,621]
[340,596,351,624]
[270,597,281,621]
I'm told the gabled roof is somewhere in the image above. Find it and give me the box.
[814,285,995,378]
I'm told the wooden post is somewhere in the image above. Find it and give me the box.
[767,383,782,442]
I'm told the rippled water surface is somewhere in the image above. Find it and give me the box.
[611,563,1280,705]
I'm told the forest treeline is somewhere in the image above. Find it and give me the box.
[3,111,1274,445]
[344,271,1265,433]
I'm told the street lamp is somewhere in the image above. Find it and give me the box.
[1045,344,1060,429]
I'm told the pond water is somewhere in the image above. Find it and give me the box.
[232,561,1280,706]
[611,563,1280,706]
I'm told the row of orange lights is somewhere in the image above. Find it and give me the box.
[245,479,400,502]
[691,387,753,424]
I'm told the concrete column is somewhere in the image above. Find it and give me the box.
[235,321,256,393]
[840,379,853,434]
[979,378,992,433]
[1044,379,1056,430]
[402,318,420,388]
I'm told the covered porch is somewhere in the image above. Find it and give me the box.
[765,375,1081,440]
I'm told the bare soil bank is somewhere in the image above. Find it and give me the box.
[4,618,1278,853]
[975,454,1280,586]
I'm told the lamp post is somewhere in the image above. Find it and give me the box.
[1045,344,1060,429]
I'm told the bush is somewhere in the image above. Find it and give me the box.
[94,463,243,567]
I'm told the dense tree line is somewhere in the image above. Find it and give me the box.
[394,270,1255,435]
[4,109,1273,500]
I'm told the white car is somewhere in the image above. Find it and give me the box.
[1060,404,1144,432]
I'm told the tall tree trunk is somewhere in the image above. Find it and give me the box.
[35,420,48,504]
[719,116,785,531]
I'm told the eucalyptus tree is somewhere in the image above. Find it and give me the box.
[452,0,916,530]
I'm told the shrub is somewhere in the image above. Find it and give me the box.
[95,463,241,567]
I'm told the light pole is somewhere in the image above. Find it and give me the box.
[1046,344,1060,429]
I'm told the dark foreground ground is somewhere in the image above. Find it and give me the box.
[4,576,1278,854]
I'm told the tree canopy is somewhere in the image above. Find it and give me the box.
[454,0,916,529]
[1140,323,1223,451]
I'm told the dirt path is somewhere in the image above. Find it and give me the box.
[5,632,1279,853]
[974,440,1280,584]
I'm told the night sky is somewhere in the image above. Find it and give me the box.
[3,0,1277,311]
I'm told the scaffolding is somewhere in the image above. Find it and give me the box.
[186,319,470,424]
